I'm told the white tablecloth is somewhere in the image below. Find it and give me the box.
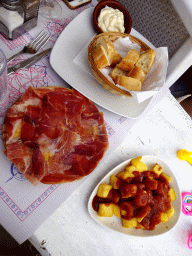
[29,93,192,256]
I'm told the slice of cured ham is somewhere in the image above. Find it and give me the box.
[3,87,109,186]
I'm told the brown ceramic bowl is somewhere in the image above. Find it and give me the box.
[93,0,132,34]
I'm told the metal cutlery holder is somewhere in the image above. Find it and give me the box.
[0,0,40,40]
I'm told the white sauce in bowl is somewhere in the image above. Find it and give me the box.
[98,6,125,33]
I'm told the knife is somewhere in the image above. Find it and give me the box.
[7,48,52,75]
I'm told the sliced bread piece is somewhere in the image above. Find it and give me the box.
[92,45,110,70]
[110,66,127,81]
[128,66,146,83]
[117,49,140,72]
[96,36,110,52]
[135,48,156,74]
[107,42,123,67]
[114,75,142,91]
[96,37,122,67]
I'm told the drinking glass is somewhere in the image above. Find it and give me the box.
[0,49,8,103]
[39,0,62,19]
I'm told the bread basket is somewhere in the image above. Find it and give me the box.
[88,32,151,97]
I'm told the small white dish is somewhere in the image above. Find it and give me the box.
[88,155,181,237]
[50,8,156,119]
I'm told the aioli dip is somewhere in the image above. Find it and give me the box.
[98,6,125,33]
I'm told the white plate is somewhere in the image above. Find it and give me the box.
[50,8,155,119]
[88,155,181,237]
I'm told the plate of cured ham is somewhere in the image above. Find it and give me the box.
[50,7,157,118]
[2,86,109,186]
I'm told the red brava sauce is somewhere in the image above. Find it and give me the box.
[92,171,171,230]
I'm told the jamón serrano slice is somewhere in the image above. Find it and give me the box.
[3,87,109,186]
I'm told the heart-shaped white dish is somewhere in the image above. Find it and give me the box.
[88,155,181,237]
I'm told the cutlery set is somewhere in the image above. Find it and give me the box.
[7,48,52,75]
[7,30,51,75]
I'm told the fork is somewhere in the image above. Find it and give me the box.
[7,30,50,64]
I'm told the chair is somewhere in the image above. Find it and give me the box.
[118,0,192,90]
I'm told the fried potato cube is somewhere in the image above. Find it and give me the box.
[110,175,120,189]
[144,176,158,190]
[122,218,138,228]
[120,183,137,198]
[151,163,163,176]
[137,217,144,223]
[136,223,145,229]
[120,201,134,218]
[166,205,175,218]
[98,203,114,217]
[120,209,127,217]
[123,165,138,178]
[117,165,138,181]
[160,213,169,222]
[168,188,176,201]
[97,184,112,198]
[116,170,133,180]
[111,190,120,204]
[113,204,121,217]
[136,205,151,222]
[125,165,137,173]
[161,173,172,183]
[136,162,148,172]
[134,189,148,207]
[130,156,142,165]
[130,156,148,172]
